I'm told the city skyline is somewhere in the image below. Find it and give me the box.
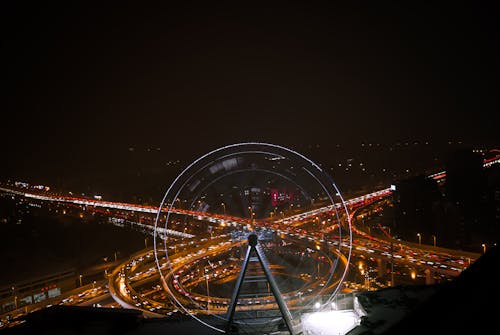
[1,142,497,333]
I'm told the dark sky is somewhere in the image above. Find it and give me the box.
[1,2,498,181]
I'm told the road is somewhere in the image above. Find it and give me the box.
[1,157,493,329]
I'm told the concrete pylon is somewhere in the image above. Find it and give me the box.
[424,268,435,285]
[376,258,386,278]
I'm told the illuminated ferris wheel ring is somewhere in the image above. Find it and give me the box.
[153,142,352,333]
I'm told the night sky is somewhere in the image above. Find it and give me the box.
[2,2,498,186]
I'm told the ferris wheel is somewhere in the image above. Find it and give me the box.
[153,142,352,334]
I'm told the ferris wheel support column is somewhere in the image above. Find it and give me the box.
[226,234,298,335]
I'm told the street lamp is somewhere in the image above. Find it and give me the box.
[417,233,421,245]
[432,235,436,247]
[482,243,486,254]
[221,202,226,215]
[79,274,83,286]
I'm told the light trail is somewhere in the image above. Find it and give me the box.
[1,151,497,228]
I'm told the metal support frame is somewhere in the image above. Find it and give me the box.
[226,234,296,334]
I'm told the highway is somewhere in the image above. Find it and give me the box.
[1,154,497,329]
[102,196,478,320]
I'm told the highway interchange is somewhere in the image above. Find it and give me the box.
[3,145,498,330]
[0,177,483,330]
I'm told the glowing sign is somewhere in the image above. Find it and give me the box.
[271,189,294,206]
